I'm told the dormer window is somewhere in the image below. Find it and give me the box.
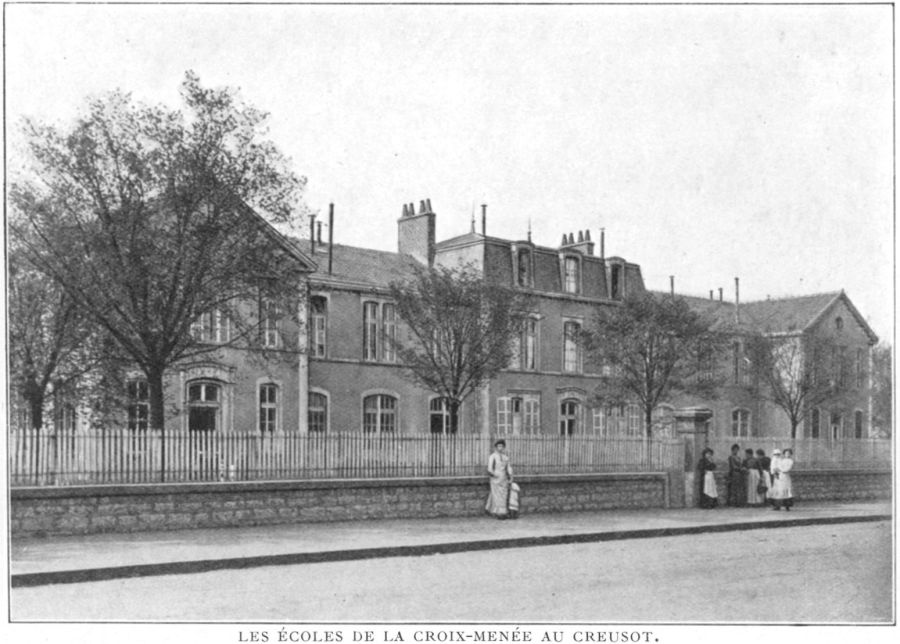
[563,256,580,294]
[516,248,532,287]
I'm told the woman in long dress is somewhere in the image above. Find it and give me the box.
[743,448,763,506]
[726,444,745,506]
[756,449,772,506]
[770,448,795,511]
[698,448,718,509]
[485,439,512,519]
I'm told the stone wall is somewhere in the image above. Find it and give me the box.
[11,472,671,538]
[706,469,891,505]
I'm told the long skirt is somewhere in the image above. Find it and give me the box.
[760,471,772,503]
[699,471,718,509]
[746,469,764,505]
[726,473,746,506]
[770,473,794,507]
[486,477,510,516]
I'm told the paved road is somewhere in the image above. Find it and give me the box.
[11,521,892,622]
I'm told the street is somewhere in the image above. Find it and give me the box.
[10,520,892,622]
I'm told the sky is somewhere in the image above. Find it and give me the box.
[4,3,894,341]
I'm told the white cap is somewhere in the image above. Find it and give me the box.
[772,449,782,455]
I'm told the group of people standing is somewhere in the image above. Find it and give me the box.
[698,444,795,510]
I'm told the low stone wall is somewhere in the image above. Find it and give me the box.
[707,469,892,505]
[11,472,671,538]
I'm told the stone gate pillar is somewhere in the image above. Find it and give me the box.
[675,407,712,508]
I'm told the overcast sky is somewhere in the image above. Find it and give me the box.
[5,3,893,341]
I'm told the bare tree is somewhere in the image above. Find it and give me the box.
[9,72,309,475]
[585,292,726,437]
[389,265,530,433]
[744,332,852,439]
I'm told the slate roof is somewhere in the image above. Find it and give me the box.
[291,239,422,289]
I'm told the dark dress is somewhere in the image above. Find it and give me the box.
[726,453,746,506]
[698,456,718,509]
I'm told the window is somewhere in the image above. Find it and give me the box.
[523,397,540,435]
[610,264,622,300]
[732,341,741,384]
[809,408,821,439]
[838,346,847,387]
[563,321,582,373]
[731,409,750,437]
[309,392,328,433]
[830,412,843,441]
[855,348,864,388]
[127,379,149,432]
[310,296,327,358]
[626,404,643,436]
[591,406,607,436]
[563,256,580,294]
[191,309,230,343]
[609,404,626,435]
[382,303,397,362]
[187,381,221,432]
[835,317,844,332]
[511,317,538,370]
[429,397,458,434]
[363,301,396,362]
[517,248,532,287]
[496,397,512,435]
[260,299,281,348]
[652,405,675,437]
[363,394,397,433]
[559,399,580,435]
[259,384,278,433]
[56,403,77,433]
[854,410,864,439]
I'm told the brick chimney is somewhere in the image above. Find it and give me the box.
[560,229,595,256]
[398,198,436,266]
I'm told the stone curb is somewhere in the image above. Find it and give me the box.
[11,514,890,589]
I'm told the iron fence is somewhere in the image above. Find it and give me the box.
[704,436,892,470]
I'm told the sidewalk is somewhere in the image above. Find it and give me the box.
[10,501,891,587]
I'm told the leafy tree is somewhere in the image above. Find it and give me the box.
[389,265,530,433]
[7,255,94,431]
[585,292,726,437]
[9,72,309,474]
[870,342,891,438]
[744,332,853,439]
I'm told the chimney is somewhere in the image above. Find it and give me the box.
[398,197,436,266]
[481,204,487,236]
[734,277,741,323]
[310,214,317,255]
[709,290,714,300]
[670,276,674,296]
[561,229,595,255]
[316,221,322,244]
[600,228,605,260]
[718,287,723,303]
[328,203,334,275]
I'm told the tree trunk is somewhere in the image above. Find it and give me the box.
[146,364,167,481]
[645,406,654,439]
[26,385,45,431]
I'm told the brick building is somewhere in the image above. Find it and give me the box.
[41,199,877,441]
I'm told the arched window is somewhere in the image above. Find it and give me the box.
[259,383,279,433]
[187,381,222,432]
[363,394,397,433]
[309,392,328,433]
[830,412,843,441]
[559,399,580,435]
[731,409,750,437]
[430,397,457,434]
